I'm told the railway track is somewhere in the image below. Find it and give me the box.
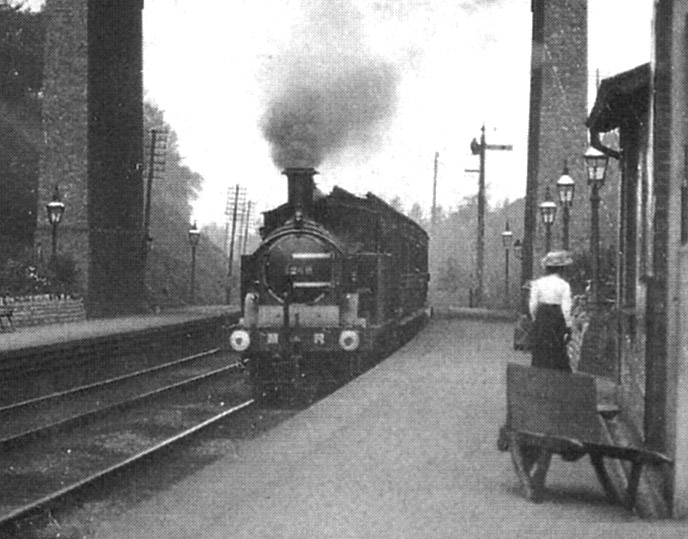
[0,348,254,528]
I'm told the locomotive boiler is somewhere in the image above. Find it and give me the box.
[228,167,429,401]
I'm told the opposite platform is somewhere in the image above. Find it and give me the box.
[0,305,239,354]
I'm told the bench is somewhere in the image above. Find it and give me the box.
[0,306,13,332]
[498,363,672,510]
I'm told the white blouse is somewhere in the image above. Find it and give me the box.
[528,274,573,328]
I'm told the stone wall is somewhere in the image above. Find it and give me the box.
[1,295,86,328]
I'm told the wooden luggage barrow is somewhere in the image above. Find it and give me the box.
[498,363,672,510]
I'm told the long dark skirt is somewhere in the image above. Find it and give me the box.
[531,303,570,372]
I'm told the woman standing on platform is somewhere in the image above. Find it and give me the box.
[528,251,573,371]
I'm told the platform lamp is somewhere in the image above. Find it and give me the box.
[501,221,514,309]
[188,221,201,304]
[46,184,65,263]
[556,161,575,250]
[538,186,557,253]
[584,145,610,306]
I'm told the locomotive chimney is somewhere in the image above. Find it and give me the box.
[283,167,318,215]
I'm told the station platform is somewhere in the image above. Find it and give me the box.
[0,305,241,406]
[92,318,676,538]
[0,305,239,354]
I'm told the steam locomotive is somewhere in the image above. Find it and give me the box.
[227,167,429,401]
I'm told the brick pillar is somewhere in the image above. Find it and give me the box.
[86,0,145,317]
[522,0,589,294]
[38,0,146,317]
[37,1,90,294]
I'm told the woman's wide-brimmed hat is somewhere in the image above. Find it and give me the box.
[541,250,573,268]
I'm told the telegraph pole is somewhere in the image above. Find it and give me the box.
[225,185,246,304]
[142,128,168,266]
[470,125,512,307]
[242,201,253,255]
[431,151,439,233]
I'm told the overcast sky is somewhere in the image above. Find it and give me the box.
[29,0,654,225]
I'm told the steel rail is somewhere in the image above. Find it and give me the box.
[0,398,254,528]
[0,347,221,413]
[0,360,244,448]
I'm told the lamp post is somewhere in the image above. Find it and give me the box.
[584,145,609,306]
[538,186,557,253]
[45,185,65,263]
[188,221,201,304]
[501,221,514,309]
[556,161,575,250]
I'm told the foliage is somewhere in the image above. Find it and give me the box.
[47,253,79,296]
[400,186,619,309]
[0,252,79,296]
[0,1,43,257]
[143,101,202,221]
[0,2,44,102]
[143,100,229,306]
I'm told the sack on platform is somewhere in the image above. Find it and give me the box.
[513,314,533,351]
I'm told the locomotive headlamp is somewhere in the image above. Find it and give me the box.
[230,329,251,352]
[339,330,360,352]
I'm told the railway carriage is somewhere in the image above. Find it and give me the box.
[228,167,429,400]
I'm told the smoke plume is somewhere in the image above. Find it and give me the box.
[261,0,399,169]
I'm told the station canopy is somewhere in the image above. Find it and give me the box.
[586,63,650,134]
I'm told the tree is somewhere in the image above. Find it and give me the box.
[143,101,201,220]
[0,2,44,101]
[388,196,403,213]
[408,202,424,226]
[0,1,43,258]
[142,101,226,306]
